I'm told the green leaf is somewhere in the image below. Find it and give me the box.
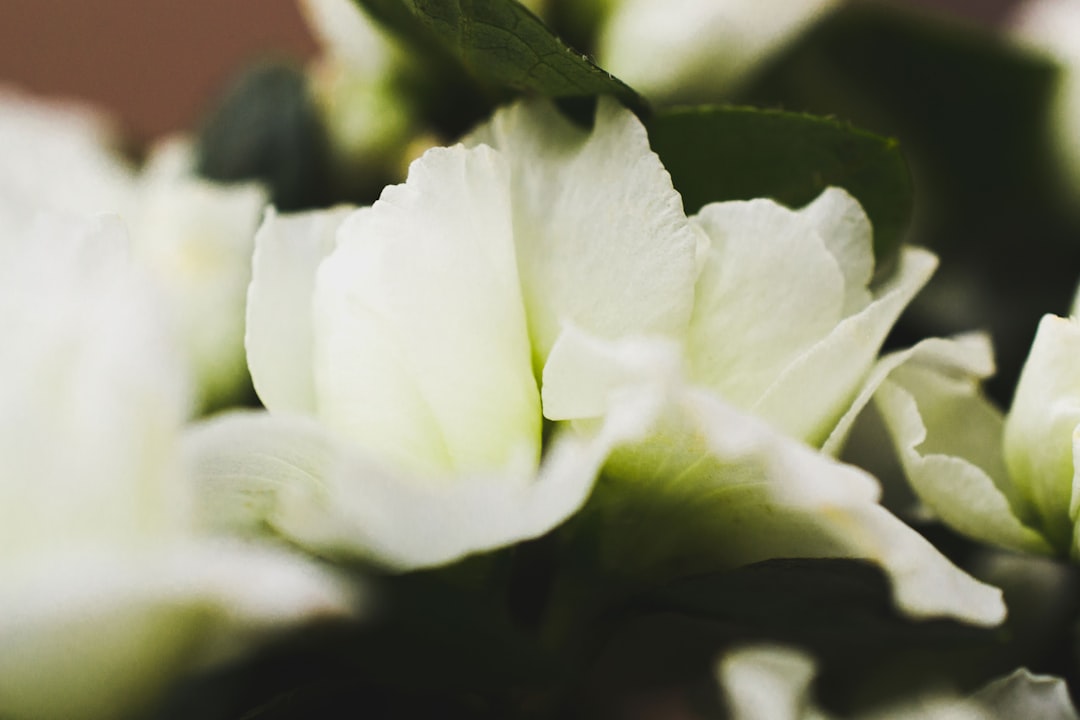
[648,106,912,266]
[353,0,647,116]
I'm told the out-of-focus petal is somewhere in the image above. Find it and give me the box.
[599,0,841,102]
[718,645,822,720]
[971,668,1080,720]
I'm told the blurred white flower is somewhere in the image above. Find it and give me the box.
[1012,0,1080,195]
[719,645,1079,720]
[0,87,267,411]
[0,214,355,720]
[598,0,840,102]
[299,0,419,186]
[187,97,1002,625]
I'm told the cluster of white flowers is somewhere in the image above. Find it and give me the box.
[10,0,1080,716]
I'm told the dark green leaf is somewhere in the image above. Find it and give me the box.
[647,105,912,266]
[353,0,647,117]
[196,62,332,211]
[585,559,1006,716]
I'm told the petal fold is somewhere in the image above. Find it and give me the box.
[870,338,1051,554]
[546,331,1005,626]
[753,246,937,446]
[184,405,650,570]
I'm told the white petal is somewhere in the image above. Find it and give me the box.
[972,668,1080,720]
[247,206,354,415]
[130,152,268,410]
[1003,314,1080,551]
[598,0,841,101]
[0,542,356,720]
[467,97,701,372]
[0,214,191,562]
[541,323,684,422]
[299,0,397,76]
[823,333,995,456]
[869,339,1051,554]
[183,406,649,570]
[312,144,541,476]
[0,86,135,224]
[550,331,1005,626]
[686,197,846,412]
[686,389,1003,625]
[752,246,937,446]
[182,411,338,538]
[796,186,874,314]
[718,645,821,720]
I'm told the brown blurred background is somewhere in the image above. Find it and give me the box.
[0,0,317,141]
[0,0,1019,143]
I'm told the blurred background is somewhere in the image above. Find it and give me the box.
[0,0,317,142]
[0,0,1018,142]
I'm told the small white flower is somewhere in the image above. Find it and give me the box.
[0,88,267,410]
[0,215,355,720]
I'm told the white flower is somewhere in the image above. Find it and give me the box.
[0,214,355,720]
[1012,0,1080,194]
[299,0,418,183]
[188,97,1002,625]
[598,0,841,102]
[189,97,698,568]
[0,87,267,410]
[718,645,1079,720]
[870,290,1080,558]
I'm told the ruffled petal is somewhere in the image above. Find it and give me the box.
[753,247,937,446]
[183,403,650,570]
[869,338,1051,554]
[686,196,846,412]
[796,186,875,314]
[467,97,701,373]
[544,330,1005,626]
